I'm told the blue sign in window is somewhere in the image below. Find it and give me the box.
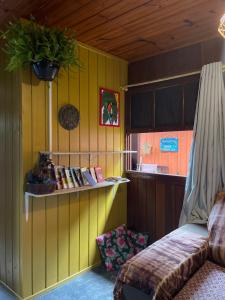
[160,138,178,152]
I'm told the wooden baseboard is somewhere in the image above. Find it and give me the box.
[0,280,22,300]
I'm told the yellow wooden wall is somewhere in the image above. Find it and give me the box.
[21,44,128,298]
[0,51,21,295]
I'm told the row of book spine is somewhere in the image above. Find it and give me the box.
[53,166,104,190]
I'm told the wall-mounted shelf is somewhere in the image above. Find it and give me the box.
[25,179,130,221]
[40,150,137,155]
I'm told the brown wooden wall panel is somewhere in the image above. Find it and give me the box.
[128,37,225,84]
[155,175,185,240]
[127,172,185,242]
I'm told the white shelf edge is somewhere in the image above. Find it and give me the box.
[24,179,130,221]
[39,150,137,155]
[25,179,129,198]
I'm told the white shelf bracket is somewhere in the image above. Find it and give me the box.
[25,193,29,222]
[48,81,53,158]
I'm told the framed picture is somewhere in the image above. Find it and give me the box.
[99,87,120,127]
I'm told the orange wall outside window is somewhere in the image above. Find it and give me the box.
[139,131,193,176]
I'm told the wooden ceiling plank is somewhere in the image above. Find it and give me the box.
[121,24,219,61]
[75,0,208,42]
[89,6,221,53]
[65,0,151,35]
[36,0,121,28]
[122,20,218,56]
[0,0,224,61]
[82,0,219,46]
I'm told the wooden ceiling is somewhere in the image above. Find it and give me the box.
[1,0,225,62]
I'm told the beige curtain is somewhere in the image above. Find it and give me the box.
[179,61,225,226]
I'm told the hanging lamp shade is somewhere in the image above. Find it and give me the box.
[218,14,225,38]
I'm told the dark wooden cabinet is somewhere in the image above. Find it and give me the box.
[125,75,199,133]
[127,171,185,243]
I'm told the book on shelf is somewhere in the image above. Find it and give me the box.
[95,166,104,183]
[83,169,97,186]
[80,167,90,186]
[69,167,79,188]
[59,167,69,189]
[105,176,123,182]
[72,167,83,186]
[53,165,63,190]
[90,167,98,183]
[64,167,75,189]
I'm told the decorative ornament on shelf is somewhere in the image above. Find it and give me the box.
[218,14,225,38]
[0,18,80,81]
[58,104,80,130]
[26,153,56,195]
[141,142,152,155]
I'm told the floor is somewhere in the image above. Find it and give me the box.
[0,265,117,300]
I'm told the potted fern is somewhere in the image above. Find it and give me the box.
[1,19,80,81]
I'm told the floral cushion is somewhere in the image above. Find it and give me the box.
[96,225,149,271]
[127,229,149,254]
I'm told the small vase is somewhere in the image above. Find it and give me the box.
[32,60,60,81]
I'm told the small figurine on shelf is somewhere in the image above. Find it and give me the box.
[26,154,57,195]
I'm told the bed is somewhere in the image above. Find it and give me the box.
[114,224,209,300]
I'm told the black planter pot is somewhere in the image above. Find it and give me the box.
[32,60,60,81]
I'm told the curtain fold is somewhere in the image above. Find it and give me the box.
[179,61,225,226]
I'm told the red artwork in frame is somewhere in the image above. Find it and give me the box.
[99,87,120,127]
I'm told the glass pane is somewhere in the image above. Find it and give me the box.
[133,131,193,176]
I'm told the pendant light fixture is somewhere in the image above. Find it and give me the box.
[218,14,225,38]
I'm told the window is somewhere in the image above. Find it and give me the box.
[125,75,199,133]
[130,131,193,176]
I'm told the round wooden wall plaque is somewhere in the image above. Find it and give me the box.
[58,104,80,130]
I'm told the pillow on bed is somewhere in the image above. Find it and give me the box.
[127,229,149,254]
[96,225,135,271]
[96,225,149,271]
[208,193,225,267]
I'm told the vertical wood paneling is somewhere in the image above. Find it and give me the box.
[0,51,6,284]
[120,61,128,225]
[112,60,121,228]
[12,69,21,293]
[69,60,80,275]
[31,77,46,293]
[0,50,22,296]
[58,68,70,281]
[88,51,98,266]
[46,79,58,286]
[97,54,106,236]
[5,69,13,287]
[127,172,185,242]
[79,47,90,270]
[105,57,115,232]
[0,44,127,299]
[21,69,33,297]
[19,44,127,298]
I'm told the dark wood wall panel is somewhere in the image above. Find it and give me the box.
[128,37,225,84]
[127,172,185,242]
